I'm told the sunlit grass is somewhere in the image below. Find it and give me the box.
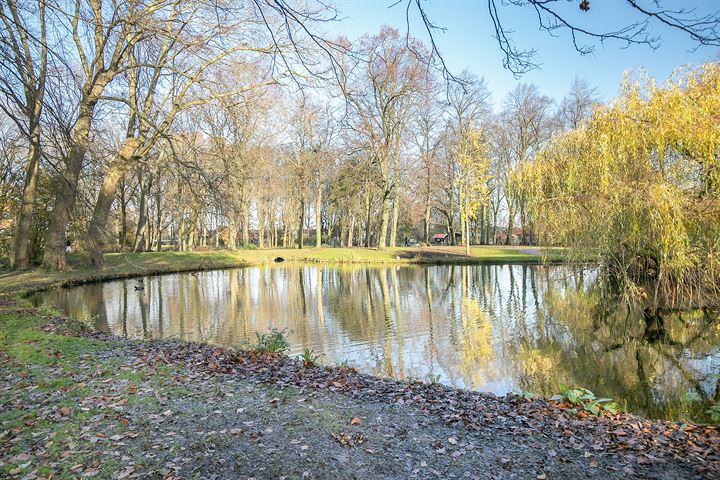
[0,246,563,298]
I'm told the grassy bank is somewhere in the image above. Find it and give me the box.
[0,246,563,298]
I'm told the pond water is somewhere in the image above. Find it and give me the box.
[32,264,720,421]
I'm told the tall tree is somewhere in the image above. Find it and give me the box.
[340,27,425,248]
[0,0,48,268]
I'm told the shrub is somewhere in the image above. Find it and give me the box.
[250,328,289,353]
[707,401,720,423]
[299,348,324,368]
[551,384,620,416]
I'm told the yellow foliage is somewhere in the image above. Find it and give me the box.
[458,295,494,386]
[527,63,720,308]
[456,128,491,220]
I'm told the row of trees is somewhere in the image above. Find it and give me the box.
[0,0,602,272]
[0,0,334,269]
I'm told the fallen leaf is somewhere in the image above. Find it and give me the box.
[350,417,361,426]
[59,406,70,416]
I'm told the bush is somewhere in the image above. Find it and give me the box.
[551,384,620,416]
[299,348,324,368]
[249,328,289,353]
[707,401,720,423]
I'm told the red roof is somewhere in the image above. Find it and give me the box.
[432,233,448,239]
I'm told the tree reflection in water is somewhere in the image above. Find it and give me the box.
[34,264,720,421]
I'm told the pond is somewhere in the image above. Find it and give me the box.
[32,264,720,421]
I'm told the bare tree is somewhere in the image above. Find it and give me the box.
[412,75,444,244]
[340,27,425,248]
[556,77,600,130]
[0,0,47,268]
[405,0,720,76]
[499,83,553,243]
[41,0,159,269]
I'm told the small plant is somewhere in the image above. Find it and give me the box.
[425,372,441,384]
[517,389,538,400]
[706,401,720,423]
[550,383,620,416]
[250,328,289,353]
[336,359,357,373]
[300,348,324,368]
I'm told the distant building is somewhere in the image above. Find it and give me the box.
[432,233,448,245]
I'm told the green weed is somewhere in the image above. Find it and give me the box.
[249,328,289,353]
[299,348,324,368]
[551,383,620,416]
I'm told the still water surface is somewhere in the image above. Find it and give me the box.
[32,264,720,421]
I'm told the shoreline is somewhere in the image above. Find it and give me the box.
[1,300,718,478]
[0,247,564,299]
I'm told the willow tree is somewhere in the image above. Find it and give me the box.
[526,63,720,309]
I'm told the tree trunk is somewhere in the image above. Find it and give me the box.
[155,185,162,252]
[315,182,322,248]
[519,198,526,245]
[364,188,371,247]
[119,179,128,250]
[424,178,431,244]
[42,69,115,270]
[298,199,305,249]
[228,216,238,250]
[11,123,42,269]
[506,198,515,246]
[389,188,399,248]
[377,185,391,249]
[465,215,471,256]
[347,214,355,248]
[241,202,249,246]
[258,204,265,248]
[214,211,220,248]
[42,97,97,270]
[133,174,148,253]
[85,139,139,266]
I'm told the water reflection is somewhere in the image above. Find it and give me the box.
[33,264,720,421]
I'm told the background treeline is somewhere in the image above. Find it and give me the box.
[1,0,718,311]
[0,0,599,271]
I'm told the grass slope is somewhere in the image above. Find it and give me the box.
[0,246,563,298]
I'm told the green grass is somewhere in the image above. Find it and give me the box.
[0,246,564,298]
[0,304,207,479]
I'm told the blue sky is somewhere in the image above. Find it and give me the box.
[332,0,719,107]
